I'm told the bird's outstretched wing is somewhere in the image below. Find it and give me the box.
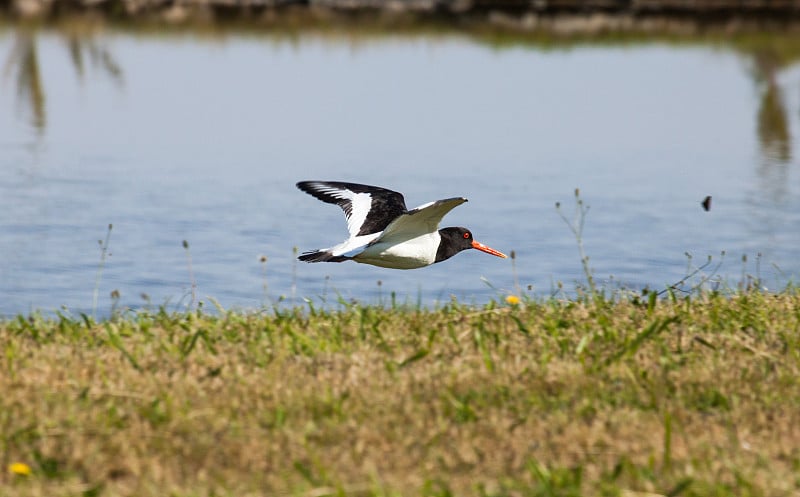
[296,181,408,236]
[376,197,468,245]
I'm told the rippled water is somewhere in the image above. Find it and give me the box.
[1,27,799,316]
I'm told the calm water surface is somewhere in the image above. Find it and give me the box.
[1,28,799,316]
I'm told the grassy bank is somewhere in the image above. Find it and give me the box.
[2,291,799,496]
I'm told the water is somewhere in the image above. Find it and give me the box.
[2,27,799,316]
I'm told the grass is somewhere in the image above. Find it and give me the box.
[2,290,800,496]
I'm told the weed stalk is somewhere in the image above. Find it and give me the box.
[556,188,596,297]
[510,250,521,296]
[92,223,113,319]
[259,255,269,306]
[292,246,298,306]
[183,240,196,309]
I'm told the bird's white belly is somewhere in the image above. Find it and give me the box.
[353,233,439,269]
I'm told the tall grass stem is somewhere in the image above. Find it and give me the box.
[183,240,196,309]
[556,189,596,297]
[92,223,113,320]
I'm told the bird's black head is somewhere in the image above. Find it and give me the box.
[435,227,507,263]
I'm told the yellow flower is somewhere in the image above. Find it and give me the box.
[8,462,31,476]
[505,295,521,305]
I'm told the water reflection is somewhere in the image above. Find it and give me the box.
[752,47,792,164]
[746,45,794,205]
[4,32,45,132]
[757,83,790,163]
[4,26,800,158]
[2,27,123,134]
[63,30,123,84]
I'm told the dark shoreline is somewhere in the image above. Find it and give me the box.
[4,0,800,34]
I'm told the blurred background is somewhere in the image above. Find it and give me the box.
[1,1,800,316]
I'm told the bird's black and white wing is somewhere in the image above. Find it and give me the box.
[296,181,410,262]
[296,181,407,237]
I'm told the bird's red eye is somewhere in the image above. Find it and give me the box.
[463,232,470,239]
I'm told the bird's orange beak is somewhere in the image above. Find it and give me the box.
[472,240,507,258]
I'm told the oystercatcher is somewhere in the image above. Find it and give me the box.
[297,181,507,269]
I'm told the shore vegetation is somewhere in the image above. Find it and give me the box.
[2,288,799,496]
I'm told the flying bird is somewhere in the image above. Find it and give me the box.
[296,181,507,269]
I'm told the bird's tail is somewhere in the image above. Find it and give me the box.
[298,250,350,263]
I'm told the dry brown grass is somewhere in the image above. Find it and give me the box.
[2,292,800,496]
